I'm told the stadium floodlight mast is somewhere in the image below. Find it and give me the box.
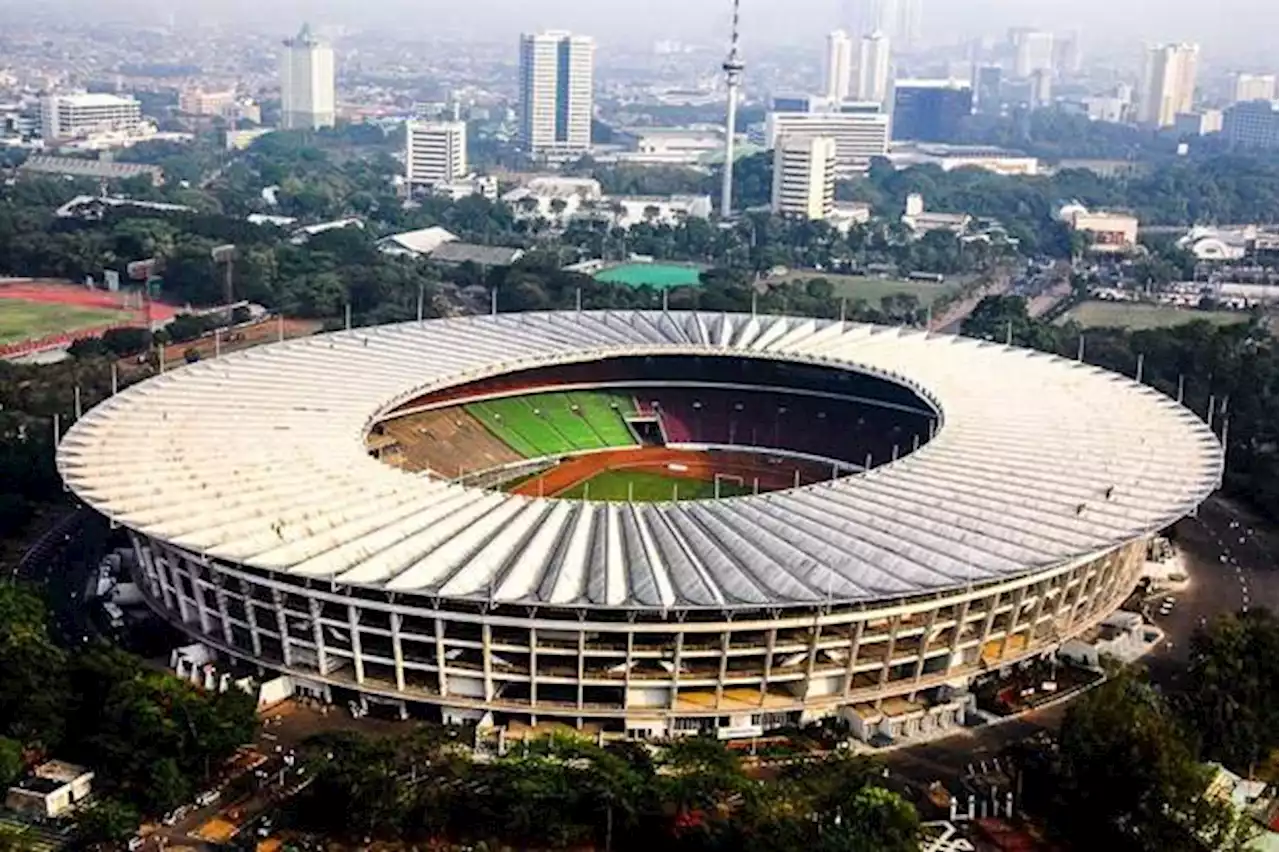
[210,244,237,305]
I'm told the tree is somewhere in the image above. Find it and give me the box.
[0,737,23,787]
[1040,670,1252,851]
[73,798,140,849]
[1179,609,1280,774]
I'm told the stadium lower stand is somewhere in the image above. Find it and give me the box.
[374,409,523,474]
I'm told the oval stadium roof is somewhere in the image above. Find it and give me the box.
[57,311,1222,611]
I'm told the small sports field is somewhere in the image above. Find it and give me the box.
[1056,300,1248,331]
[593,263,704,289]
[558,469,752,502]
[0,299,123,345]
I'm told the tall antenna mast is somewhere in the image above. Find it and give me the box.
[719,0,745,219]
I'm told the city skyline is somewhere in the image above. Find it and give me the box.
[3,0,1278,62]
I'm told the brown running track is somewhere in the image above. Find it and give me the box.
[511,446,831,497]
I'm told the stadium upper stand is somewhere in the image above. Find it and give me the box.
[466,392,638,458]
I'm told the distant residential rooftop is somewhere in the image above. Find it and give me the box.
[20,155,163,182]
[429,242,524,267]
[49,92,139,108]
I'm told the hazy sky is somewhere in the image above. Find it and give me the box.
[11,0,1280,64]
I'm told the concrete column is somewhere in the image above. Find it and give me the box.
[911,605,942,684]
[308,598,328,675]
[347,604,365,685]
[527,626,540,709]
[714,630,730,708]
[841,619,866,697]
[166,555,192,624]
[576,628,586,711]
[996,585,1030,661]
[435,614,449,697]
[271,587,293,667]
[874,615,902,710]
[668,631,684,711]
[623,630,634,709]
[802,621,823,700]
[947,599,972,671]
[482,623,495,701]
[976,592,1002,661]
[189,566,213,636]
[758,627,777,705]
[212,575,235,647]
[240,578,264,658]
[390,612,407,692]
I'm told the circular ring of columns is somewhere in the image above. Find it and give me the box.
[131,530,1146,737]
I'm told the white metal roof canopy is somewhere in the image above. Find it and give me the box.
[58,311,1222,611]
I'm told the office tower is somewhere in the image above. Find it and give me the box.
[1223,100,1279,148]
[518,31,595,154]
[720,0,745,217]
[895,0,922,46]
[856,31,892,104]
[771,135,837,220]
[1053,33,1082,76]
[824,30,854,102]
[1233,73,1277,103]
[764,109,889,175]
[178,89,236,117]
[39,93,141,140]
[891,79,973,141]
[279,24,335,130]
[972,65,1003,114]
[1012,30,1054,78]
[1137,43,1199,127]
[405,120,467,189]
[1029,69,1052,108]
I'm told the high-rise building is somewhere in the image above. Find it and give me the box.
[279,24,335,130]
[518,31,595,155]
[764,109,890,175]
[178,89,236,117]
[405,120,467,189]
[771,135,837,220]
[1029,69,1053,108]
[40,93,142,141]
[846,0,918,44]
[891,79,973,141]
[894,0,922,46]
[855,31,892,104]
[1053,33,1082,76]
[1223,100,1279,148]
[1012,30,1054,78]
[1233,73,1277,103]
[1173,110,1223,137]
[1137,43,1199,128]
[972,65,1003,114]
[824,30,854,102]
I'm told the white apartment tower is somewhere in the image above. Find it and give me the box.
[1138,43,1199,128]
[824,30,854,102]
[518,31,595,154]
[405,121,468,189]
[40,93,141,141]
[771,135,837,220]
[1233,73,1277,103]
[856,31,892,104]
[280,24,335,130]
[1012,30,1055,78]
[764,109,889,176]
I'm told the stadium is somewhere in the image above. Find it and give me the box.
[57,310,1222,741]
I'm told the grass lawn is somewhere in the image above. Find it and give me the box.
[593,263,705,289]
[774,272,958,306]
[0,299,123,345]
[1057,300,1250,331]
[558,469,752,502]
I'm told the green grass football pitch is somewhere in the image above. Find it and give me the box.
[556,469,753,502]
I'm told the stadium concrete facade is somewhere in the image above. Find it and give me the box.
[58,311,1222,740]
